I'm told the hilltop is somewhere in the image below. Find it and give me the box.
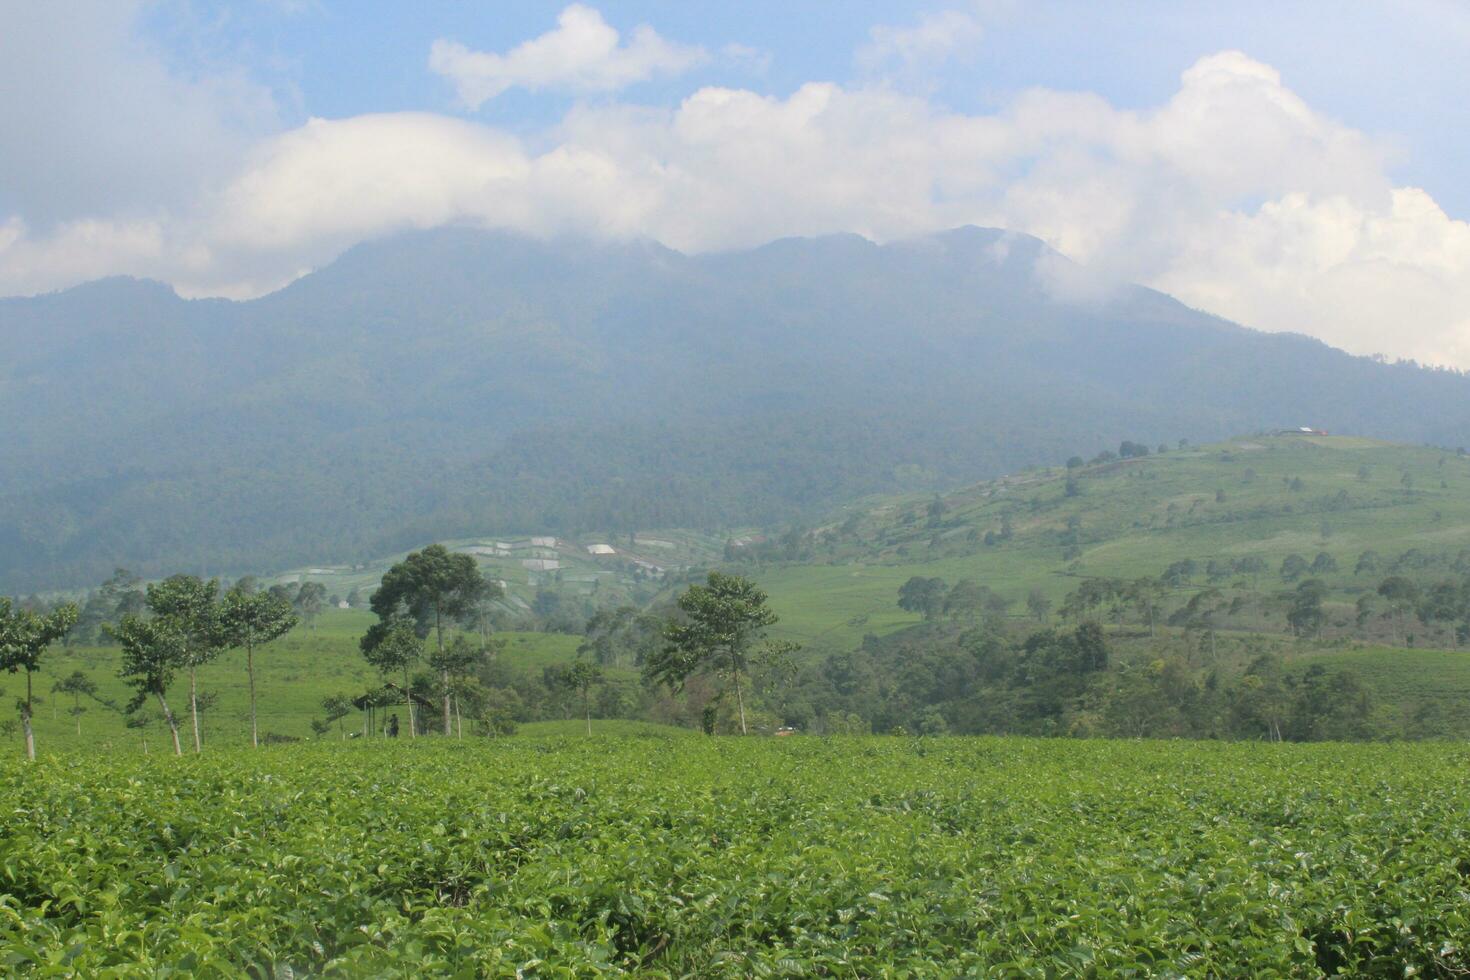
[7,227,1470,590]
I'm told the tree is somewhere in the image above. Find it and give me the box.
[98,568,146,621]
[321,694,353,739]
[371,544,491,735]
[52,670,98,737]
[429,634,485,737]
[1311,551,1338,575]
[1377,576,1421,645]
[943,580,988,621]
[1025,589,1052,624]
[1279,554,1309,582]
[1286,579,1328,638]
[897,576,948,620]
[1128,577,1165,636]
[360,617,423,738]
[645,572,798,735]
[71,594,112,647]
[294,582,328,630]
[578,606,663,668]
[0,598,79,760]
[1235,556,1268,592]
[111,615,187,755]
[219,587,299,748]
[146,576,224,754]
[550,660,604,735]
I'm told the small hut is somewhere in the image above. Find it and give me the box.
[354,683,434,737]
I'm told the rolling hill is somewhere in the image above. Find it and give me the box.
[6,227,1470,591]
[743,433,1470,654]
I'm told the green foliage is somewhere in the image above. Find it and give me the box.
[0,598,79,758]
[645,573,799,735]
[2,738,1468,974]
[371,544,495,733]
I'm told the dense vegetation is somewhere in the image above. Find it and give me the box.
[8,228,1470,590]
[4,738,1468,975]
[15,436,1470,749]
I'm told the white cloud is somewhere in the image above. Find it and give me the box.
[2,4,1469,368]
[856,8,985,81]
[428,4,706,109]
[0,0,278,225]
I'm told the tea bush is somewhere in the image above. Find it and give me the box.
[3,737,1468,975]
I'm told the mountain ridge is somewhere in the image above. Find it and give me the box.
[4,225,1470,590]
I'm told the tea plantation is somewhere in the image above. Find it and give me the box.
[3,737,1468,976]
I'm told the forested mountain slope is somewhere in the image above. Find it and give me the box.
[5,226,1470,589]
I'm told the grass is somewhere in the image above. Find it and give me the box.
[1295,645,1470,729]
[5,610,591,755]
[741,435,1470,654]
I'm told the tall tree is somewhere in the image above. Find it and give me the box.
[321,694,353,739]
[146,576,224,754]
[294,582,328,630]
[360,617,424,738]
[1377,576,1421,645]
[645,572,797,735]
[219,587,299,748]
[111,615,187,756]
[428,634,484,739]
[897,576,948,620]
[52,670,98,737]
[1286,579,1329,638]
[371,545,490,735]
[0,598,79,760]
[549,660,604,735]
[1025,589,1052,624]
[99,568,146,621]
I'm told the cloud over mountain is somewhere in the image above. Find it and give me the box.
[1,5,1468,366]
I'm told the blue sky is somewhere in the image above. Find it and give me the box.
[3,1,1469,365]
[138,1,1469,213]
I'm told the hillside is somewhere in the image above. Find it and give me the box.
[7,227,1470,590]
[734,434,1470,652]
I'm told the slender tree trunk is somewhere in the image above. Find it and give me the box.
[403,667,416,738]
[454,694,462,740]
[733,668,747,735]
[585,693,592,736]
[188,663,201,753]
[75,695,82,737]
[22,670,35,761]
[156,691,183,756]
[246,636,259,749]
[437,609,451,735]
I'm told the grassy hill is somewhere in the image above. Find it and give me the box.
[740,434,1470,654]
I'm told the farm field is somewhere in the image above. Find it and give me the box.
[3,737,1467,975]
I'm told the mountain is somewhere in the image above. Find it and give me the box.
[5,225,1470,590]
